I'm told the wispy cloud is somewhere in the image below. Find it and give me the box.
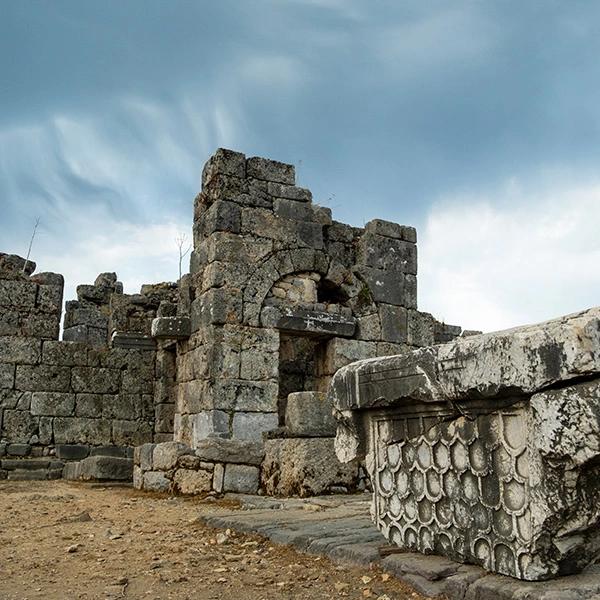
[419,176,600,332]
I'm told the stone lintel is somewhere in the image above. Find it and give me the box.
[151,316,191,340]
[275,307,356,338]
[330,306,600,417]
[111,332,156,350]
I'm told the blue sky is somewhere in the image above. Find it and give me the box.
[1,1,599,331]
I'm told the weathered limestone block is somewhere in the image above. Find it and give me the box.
[151,316,191,340]
[71,367,119,394]
[365,219,417,243]
[152,441,191,471]
[1,410,38,443]
[232,412,278,441]
[357,232,417,275]
[15,364,70,392]
[271,306,356,338]
[64,455,133,481]
[0,337,41,365]
[30,392,75,416]
[261,438,359,497]
[194,438,265,466]
[0,363,15,389]
[53,417,112,445]
[0,280,37,309]
[356,267,417,308]
[0,253,35,277]
[246,156,295,185]
[202,148,246,186]
[143,470,171,492]
[173,468,212,494]
[285,392,335,437]
[42,341,88,366]
[379,304,408,344]
[329,307,600,581]
[112,420,153,446]
[223,463,260,493]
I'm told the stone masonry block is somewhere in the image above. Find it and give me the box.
[273,198,313,221]
[365,219,417,243]
[0,363,15,389]
[71,367,119,394]
[358,233,417,275]
[285,392,336,437]
[31,392,75,416]
[200,200,241,236]
[153,441,191,471]
[173,468,212,494]
[407,310,435,347]
[267,182,312,202]
[36,281,64,313]
[0,337,41,365]
[143,471,171,492]
[379,304,408,344]
[232,412,278,441]
[246,156,295,185]
[357,268,417,308]
[0,410,38,443]
[191,410,230,445]
[202,148,246,185]
[0,281,37,309]
[75,393,104,417]
[223,463,260,494]
[195,438,265,465]
[151,316,191,340]
[53,417,112,445]
[42,341,88,366]
[15,364,70,392]
[112,420,153,446]
[192,288,242,327]
[323,338,378,375]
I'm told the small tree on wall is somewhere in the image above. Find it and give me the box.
[175,233,192,281]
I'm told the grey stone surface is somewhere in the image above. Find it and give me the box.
[65,455,133,481]
[223,463,259,493]
[261,437,359,497]
[284,391,336,437]
[152,441,191,471]
[173,468,212,494]
[330,306,600,581]
[275,307,356,338]
[143,470,171,492]
[231,412,278,441]
[55,444,90,460]
[246,156,295,185]
[195,438,265,466]
[151,316,191,340]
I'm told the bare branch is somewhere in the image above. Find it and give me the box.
[23,217,40,273]
[175,233,192,281]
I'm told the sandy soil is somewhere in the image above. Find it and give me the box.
[0,480,427,600]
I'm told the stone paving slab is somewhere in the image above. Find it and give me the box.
[200,493,600,600]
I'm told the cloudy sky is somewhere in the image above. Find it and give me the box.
[1,1,599,332]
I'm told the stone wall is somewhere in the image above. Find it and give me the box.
[170,148,464,448]
[0,253,176,464]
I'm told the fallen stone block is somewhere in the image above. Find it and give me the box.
[330,306,600,580]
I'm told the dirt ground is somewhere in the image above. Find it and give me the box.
[0,480,426,600]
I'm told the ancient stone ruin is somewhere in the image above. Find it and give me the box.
[0,148,460,490]
[330,307,600,581]
[2,147,597,584]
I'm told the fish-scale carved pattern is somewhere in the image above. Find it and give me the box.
[372,408,530,579]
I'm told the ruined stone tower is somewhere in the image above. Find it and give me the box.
[171,149,458,447]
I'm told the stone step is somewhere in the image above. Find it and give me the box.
[1,459,64,471]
